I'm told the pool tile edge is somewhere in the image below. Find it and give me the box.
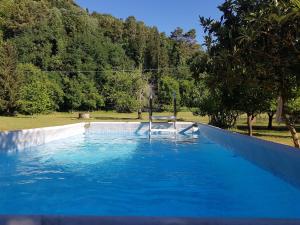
[0,215,300,225]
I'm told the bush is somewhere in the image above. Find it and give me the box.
[63,75,104,111]
[158,76,180,111]
[195,89,238,129]
[115,93,139,113]
[17,64,59,115]
[102,70,146,113]
[18,79,53,115]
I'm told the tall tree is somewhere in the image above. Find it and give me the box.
[200,0,300,147]
[17,64,55,115]
[0,42,22,114]
[102,70,148,116]
[123,17,147,69]
[237,0,300,147]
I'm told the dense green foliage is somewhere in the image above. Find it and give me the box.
[197,0,300,147]
[17,64,58,115]
[102,70,147,113]
[0,40,21,114]
[0,0,202,115]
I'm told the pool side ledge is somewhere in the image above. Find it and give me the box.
[0,123,86,151]
[0,215,300,225]
[197,123,300,189]
[0,122,195,151]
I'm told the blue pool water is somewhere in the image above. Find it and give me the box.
[1,131,300,218]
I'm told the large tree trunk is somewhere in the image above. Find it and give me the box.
[267,113,274,130]
[287,124,300,148]
[137,109,142,120]
[284,117,300,148]
[137,87,143,120]
[247,114,255,136]
[281,96,300,148]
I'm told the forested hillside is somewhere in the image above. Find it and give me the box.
[0,0,203,115]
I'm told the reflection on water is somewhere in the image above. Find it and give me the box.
[1,131,300,218]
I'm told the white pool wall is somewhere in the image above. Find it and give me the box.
[198,123,300,188]
[0,122,195,151]
[87,122,195,135]
[0,123,86,151]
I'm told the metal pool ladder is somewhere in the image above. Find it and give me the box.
[148,93,177,136]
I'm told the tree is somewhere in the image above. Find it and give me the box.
[12,6,66,70]
[1,0,49,37]
[78,75,104,111]
[102,70,148,115]
[266,98,278,130]
[199,0,300,147]
[17,64,54,115]
[282,88,300,147]
[63,77,83,111]
[18,79,53,115]
[63,75,104,112]
[235,0,300,147]
[195,87,238,129]
[236,84,271,136]
[158,76,181,111]
[179,79,200,108]
[170,27,200,67]
[123,17,147,69]
[0,42,22,114]
[91,13,124,43]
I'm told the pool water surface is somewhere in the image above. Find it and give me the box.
[0,131,300,218]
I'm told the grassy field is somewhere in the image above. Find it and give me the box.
[231,115,298,147]
[0,111,209,131]
[0,111,297,147]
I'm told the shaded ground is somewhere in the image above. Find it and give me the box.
[232,116,299,147]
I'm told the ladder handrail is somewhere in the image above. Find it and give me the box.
[149,95,153,122]
[149,93,177,136]
[173,92,177,130]
[173,92,177,118]
[149,95,153,135]
[151,115,176,120]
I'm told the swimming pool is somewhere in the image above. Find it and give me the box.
[1,123,300,220]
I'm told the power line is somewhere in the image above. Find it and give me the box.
[40,66,191,73]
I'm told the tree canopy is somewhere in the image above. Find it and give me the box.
[0,0,203,117]
[197,0,300,147]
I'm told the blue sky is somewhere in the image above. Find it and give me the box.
[75,0,223,44]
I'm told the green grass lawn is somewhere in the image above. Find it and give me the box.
[0,111,208,131]
[231,115,299,147]
[0,111,297,147]
[234,128,295,147]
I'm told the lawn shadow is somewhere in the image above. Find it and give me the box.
[252,132,291,139]
[236,125,299,131]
